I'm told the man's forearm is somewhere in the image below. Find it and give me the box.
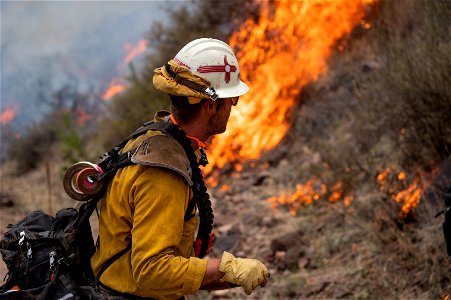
[200,259,224,287]
[200,259,239,290]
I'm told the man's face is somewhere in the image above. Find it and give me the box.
[208,97,236,135]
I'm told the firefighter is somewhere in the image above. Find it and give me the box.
[91,38,269,299]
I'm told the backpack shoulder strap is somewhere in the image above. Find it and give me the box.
[93,242,132,289]
[131,134,193,186]
[100,122,193,183]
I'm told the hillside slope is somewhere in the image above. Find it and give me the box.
[1,1,450,299]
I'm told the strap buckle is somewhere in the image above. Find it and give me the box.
[205,87,218,101]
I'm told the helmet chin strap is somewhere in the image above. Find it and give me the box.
[165,64,219,101]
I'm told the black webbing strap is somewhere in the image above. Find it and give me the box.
[97,280,154,300]
[93,242,132,289]
[119,121,158,148]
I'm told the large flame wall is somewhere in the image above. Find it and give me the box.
[206,0,374,173]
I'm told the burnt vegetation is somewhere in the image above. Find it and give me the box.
[1,0,450,299]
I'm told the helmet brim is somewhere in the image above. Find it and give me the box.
[216,80,249,99]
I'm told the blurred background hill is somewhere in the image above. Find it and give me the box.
[1,0,450,299]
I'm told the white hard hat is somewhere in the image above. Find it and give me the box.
[173,38,249,99]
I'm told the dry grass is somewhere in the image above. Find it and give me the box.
[261,190,450,299]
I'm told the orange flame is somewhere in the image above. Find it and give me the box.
[0,108,16,125]
[393,178,423,217]
[100,39,147,101]
[205,176,219,188]
[267,178,353,215]
[219,184,230,193]
[206,0,375,173]
[268,180,324,216]
[75,108,92,126]
[376,167,433,217]
[124,39,148,64]
[101,78,126,101]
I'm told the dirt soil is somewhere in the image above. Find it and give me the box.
[1,155,449,299]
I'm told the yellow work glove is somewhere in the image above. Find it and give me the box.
[219,251,269,295]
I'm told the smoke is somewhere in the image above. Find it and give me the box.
[1,1,172,127]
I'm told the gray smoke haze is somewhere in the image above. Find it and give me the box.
[1,0,176,127]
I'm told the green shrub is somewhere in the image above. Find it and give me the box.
[56,112,86,164]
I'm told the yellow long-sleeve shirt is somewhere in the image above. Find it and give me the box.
[91,118,207,299]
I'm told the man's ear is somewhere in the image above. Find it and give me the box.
[203,99,216,113]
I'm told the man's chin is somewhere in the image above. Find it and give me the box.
[210,127,227,136]
[217,127,227,135]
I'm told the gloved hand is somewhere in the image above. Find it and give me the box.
[219,251,269,295]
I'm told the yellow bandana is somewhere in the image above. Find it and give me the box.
[153,59,211,104]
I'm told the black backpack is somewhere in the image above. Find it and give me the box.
[0,121,214,299]
[0,201,97,299]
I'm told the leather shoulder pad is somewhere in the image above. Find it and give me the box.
[131,134,193,186]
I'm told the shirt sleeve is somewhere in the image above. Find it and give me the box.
[129,166,207,297]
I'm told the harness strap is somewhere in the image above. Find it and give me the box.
[38,231,56,238]
[97,280,155,300]
[93,242,132,289]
